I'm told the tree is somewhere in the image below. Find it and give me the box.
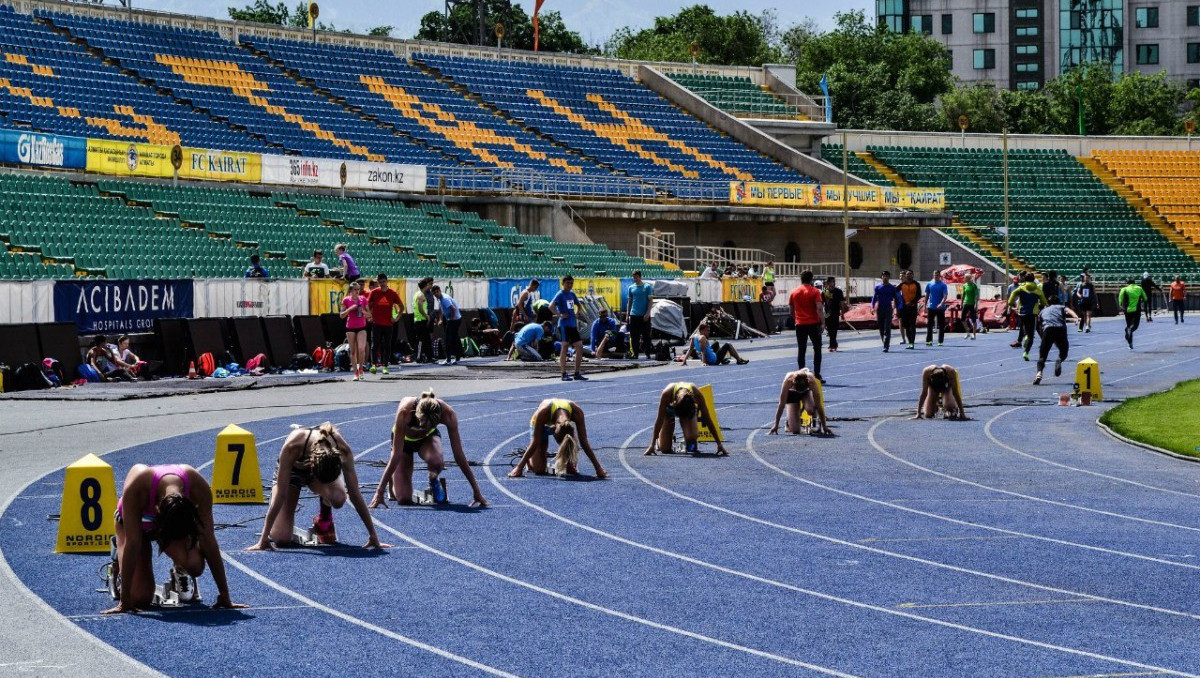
[605,5,782,66]
[938,82,1005,133]
[794,11,951,131]
[779,17,819,64]
[228,1,390,35]
[1106,71,1186,136]
[368,25,393,37]
[414,1,590,53]
[998,89,1055,135]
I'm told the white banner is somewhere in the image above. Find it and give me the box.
[193,279,308,318]
[260,154,425,193]
[439,279,489,310]
[694,278,723,303]
[0,280,55,323]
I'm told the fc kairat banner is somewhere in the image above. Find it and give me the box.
[180,148,262,182]
[729,181,945,211]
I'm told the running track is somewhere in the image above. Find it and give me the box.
[3,317,1200,677]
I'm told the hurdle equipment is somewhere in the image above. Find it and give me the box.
[212,425,265,504]
[1075,358,1102,401]
[695,384,724,443]
[56,454,116,553]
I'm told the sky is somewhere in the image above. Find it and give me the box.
[149,0,876,47]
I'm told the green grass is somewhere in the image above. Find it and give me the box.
[1099,379,1200,458]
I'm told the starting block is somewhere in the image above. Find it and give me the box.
[412,478,449,505]
[152,568,202,607]
[292,526,330,546]
[799,378,827,430]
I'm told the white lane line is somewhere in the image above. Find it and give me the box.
[220,552,521,678]
[984,407,1200,500]
[490,429,1199,676]
[895,598,1097,610]
[869,418,1200,537]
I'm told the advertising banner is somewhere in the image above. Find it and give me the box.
[721,276,760,302]
[728,181,816,207]
[0,280,55,324]
[575,277,621,310]
[0,128,86,169]
[486,278,561,309]
[54,279,194,333]
[86,139,174,178]
[193,279,308,318]
[261,154,426,192]
[308,279,347,316]
[180,148,262,183]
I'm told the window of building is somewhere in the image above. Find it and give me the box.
[945,49,954,69]
[1060,1,1124,73]
[941,13,953,34]
[1016,45,1040,55]
[1136,44,1160,64]
[1015,8,1040,19]
[1016,26,1039,36]
[1189,6,1200,26]
[1189,43,1200,64]
[973,13,996,33]
[1135,7,1159,28]
[1016,62,1040,72]
[911,14,934,34]
[1017,81,1040,91]
[973,49,996,69]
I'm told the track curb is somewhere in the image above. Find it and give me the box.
[1096,418,1200,464]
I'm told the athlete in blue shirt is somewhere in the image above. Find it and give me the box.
[924,271,949,346]
[625,271,654,360]
[513,321,552,361]
[870,271,901,352]
[550,275,588,381]
[589,309,625,358]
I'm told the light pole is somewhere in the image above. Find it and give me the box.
[1002,127,1010,283]
[842,131,850,295]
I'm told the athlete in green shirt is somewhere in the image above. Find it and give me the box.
[960,275,980,340]
[1118,279,1146,349]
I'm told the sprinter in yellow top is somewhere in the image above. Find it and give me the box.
[645,382,727,456]
[509,398,607,478]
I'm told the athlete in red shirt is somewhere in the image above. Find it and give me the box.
[788,270,826,381]
[367,274,404,372]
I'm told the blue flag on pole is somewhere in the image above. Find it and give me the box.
[819,73,832,123]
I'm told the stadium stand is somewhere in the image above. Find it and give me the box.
[0,172,677,280]
[865,146,1200,281]
[1091,150,1200,245]
[415,53,815,199]
[669,73,797,119]
[820,143,892,186]
[0,5,268,152]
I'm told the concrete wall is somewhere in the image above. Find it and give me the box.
[470,202,594,245]
[637,65,858,186]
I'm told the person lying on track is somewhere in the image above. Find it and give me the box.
[644,382,728,456]
[105,463,246,613]
[768,368,831,436]
[509,398,608,478]
[370,390,488,508]
[247,422,389,550]
[915,364,965,421]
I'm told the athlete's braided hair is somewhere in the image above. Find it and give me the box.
[416,390,442,429]
[553,421,578,476]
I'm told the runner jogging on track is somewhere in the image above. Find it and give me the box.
[871,271,900,352]
[1119,279,1146,349]
[1033,297,1079,385]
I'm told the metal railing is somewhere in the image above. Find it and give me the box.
[638,230,678,267]
[688,88,825,122]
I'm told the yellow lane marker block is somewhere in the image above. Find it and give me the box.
[1075,357,1102,401]
[56,454,116,553]
[696,383,723,443]
[212,424,265,504]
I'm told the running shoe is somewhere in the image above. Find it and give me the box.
[816,375,826,384]
[381,366,389,375]
[429,477,446,504]
[312,515,337,544]
[369,365,377,374]
[906,344,914,350]
[1033,374,1041,385]
[1022,352,1030,361]
[1085,328,1091,333]
[352,375,360,382]
[573,372,589,381]
[561,374,574,381]
[1010,341,1021,348]
[937,342,943,346]
[1054,359,1063,377]
[736,358,750,365]
[883,347,889,353]
[685,440,699,456]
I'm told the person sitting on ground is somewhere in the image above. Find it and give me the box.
[916,364,965,420]
[114,335,152,379]
[589,308,627,359]
[248,422,389,550]
[768,369,831,436]
[645,382,727,456]
[511,320,553,362]
[681,322,748,366]
[243,253,269,279]
[470,317,503,354]
[508,398,608,478]
[87,335,134,382]
[302,250,330,279]
[370,390,488,508]
[105,463,247,614]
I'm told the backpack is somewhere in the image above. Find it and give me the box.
[197,352,216,377]
[245,353,268,372]
[77,363,102,383]
[15,363,52,390]
[312,346,334,370]
[333,342,351,371]
[289,352,316,370]
[653,341,672,362]
[41,358,64,387]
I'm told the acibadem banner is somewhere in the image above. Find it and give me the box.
[729,181,944,211]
